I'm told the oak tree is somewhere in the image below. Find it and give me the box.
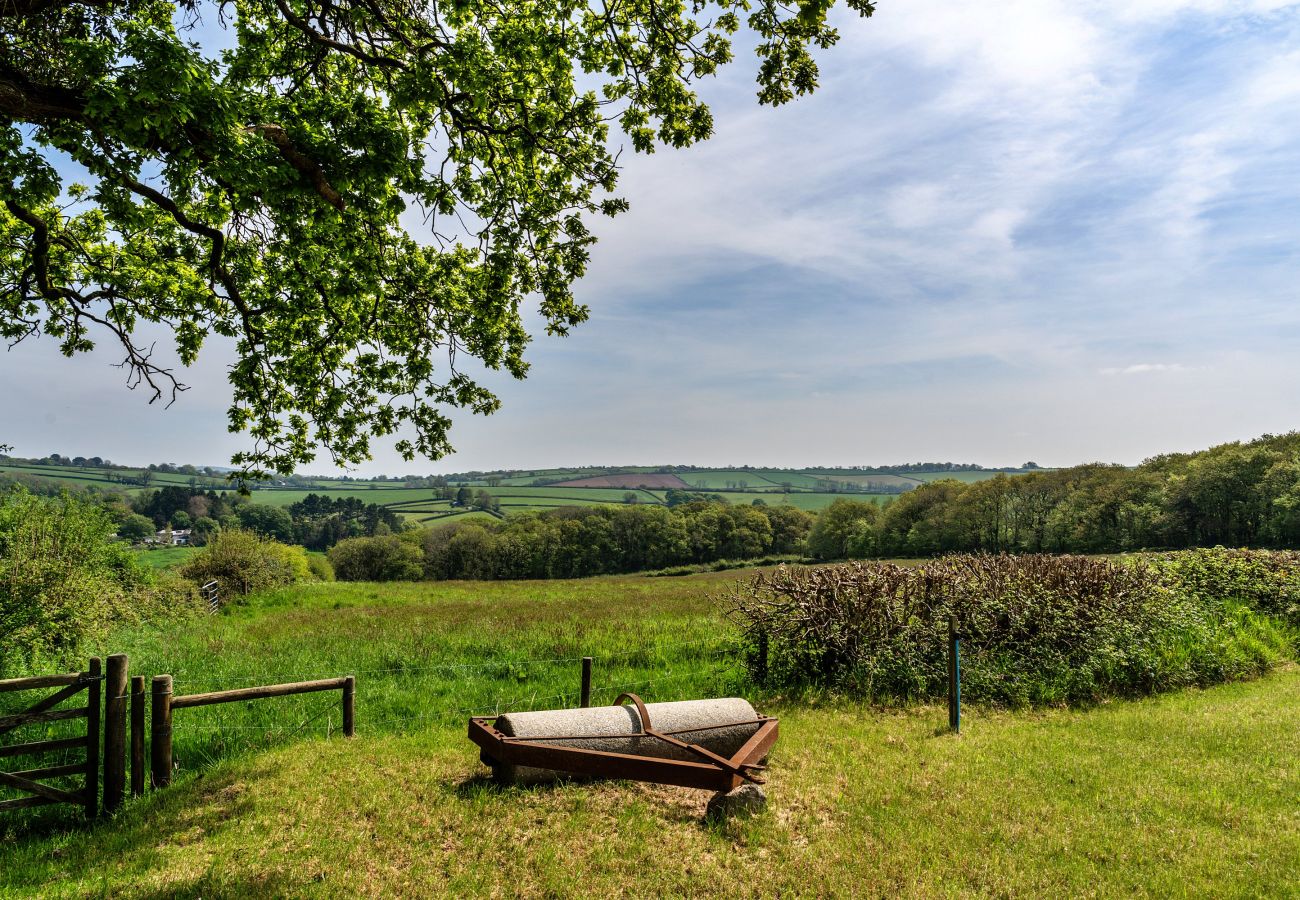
[1,0,872,475]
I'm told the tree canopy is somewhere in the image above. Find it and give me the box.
[1,0,872,475]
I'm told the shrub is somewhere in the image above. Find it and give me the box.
[727,553,1296,707]
[328,535,424,581]
[1151,547,1300,629]
[0,489,202,673]
[179,528,306,599]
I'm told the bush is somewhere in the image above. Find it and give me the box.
[328,535,424,581]
[0,489,202,673]
[179,528,307,599]
[117,513,157,543]
[728,552,1297,707]
[1151,547,1300,629]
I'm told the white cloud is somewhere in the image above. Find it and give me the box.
[1099,363,1195,376]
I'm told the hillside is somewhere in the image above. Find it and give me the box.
[0,455,1041,522]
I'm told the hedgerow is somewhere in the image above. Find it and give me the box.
[727,551,1297,706]
[0,488,201,674]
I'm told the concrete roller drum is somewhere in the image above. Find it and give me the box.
[485,697,763,785]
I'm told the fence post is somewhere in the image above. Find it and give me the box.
[103,653,128,813]
[580,657,592,708]
[756,629,769,686]
[151,675,173,789]
[947,616,961,734]
[85,657,101,820]
[342,675,355,737]
[130,675,146,797]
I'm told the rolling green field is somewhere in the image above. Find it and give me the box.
[246,487,446,507]
[675,470,787,490]
[909,470,1018,483]
[1,571,1296,898]
[706,490,893,510]
[2,459,1040,523]
[0,462,227,492]
[131,546,200,570]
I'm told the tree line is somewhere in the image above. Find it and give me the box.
[805,433,1300,559]
[235,432,1300,581]
[329,502,815,581]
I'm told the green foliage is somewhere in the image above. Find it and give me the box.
[845,433,1300,558]
[117,512,156,542]
[2,0,873,477]
[328,535,424,582]
[178,528,306,599]
[1151,547,1300,630]
[805,498,879,559]
[306,552,335,583]
[728,553,1297,706]
[0,488,199,672]
[417,501,808,580]
[190,516,220,546]
[235,504,295,542]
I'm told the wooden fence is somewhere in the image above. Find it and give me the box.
[150,675,354,788]
[0,659,103,818]
[0,655,354,820]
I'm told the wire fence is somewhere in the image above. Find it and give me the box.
[165,642,750,748]
[166,636,739,693]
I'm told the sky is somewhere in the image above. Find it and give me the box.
[4,0,1300,475]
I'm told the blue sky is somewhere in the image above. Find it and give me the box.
[4,0,1300,474]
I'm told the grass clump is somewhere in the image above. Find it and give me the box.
[729,552,1297,706]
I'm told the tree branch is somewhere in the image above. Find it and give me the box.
[247,124,346,211]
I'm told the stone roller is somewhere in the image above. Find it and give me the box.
[479,695,769,785]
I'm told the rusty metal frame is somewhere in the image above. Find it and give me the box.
[468,693,780,793]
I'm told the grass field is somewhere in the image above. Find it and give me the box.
[0,462,227,492]
[802,472,924,488]
[2,571,1297,898]
[710,490,894,510]
[2,461,1042,524]
[908,470,1019,483]
[131,546,199,570]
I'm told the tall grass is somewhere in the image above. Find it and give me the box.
[2,573,749,834]
[106,578,740,767]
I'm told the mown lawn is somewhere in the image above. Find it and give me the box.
[1,572,1297,897]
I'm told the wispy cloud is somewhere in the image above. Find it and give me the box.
[1099,363,1196,376]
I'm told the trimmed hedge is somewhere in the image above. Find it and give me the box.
[728,551,1297,706]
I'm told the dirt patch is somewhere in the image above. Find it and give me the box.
[551,473,690,489]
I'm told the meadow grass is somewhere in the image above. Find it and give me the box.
[131,546,199,571]
[2,571,1297,897]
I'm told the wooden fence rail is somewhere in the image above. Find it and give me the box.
[0,658,102,818]
[152,675,355,788]
[2,661,356,820]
